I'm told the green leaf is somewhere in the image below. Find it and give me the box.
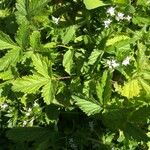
[96,70,108,104]
[139,78,150,97]
[15,0,29,24]
[30,31,42,50]
[84,0,108,10]
[112,0,128,4]
[124,122,150,142]
[12,75,47,93]
[28,0,49,17]
[0,69,14,80]
[62,26,76,44]
[0,48,21,71]
[72,95,102,116]
[106,35,130,47]
[118,79,142,99]
[103,71,112,104]
[63,48,74,75]
[41,80,56,105]
[88,49,101,65]
[129,105,150,123]
[6,127,51,142]
[31,53,50,78]
[103,109,129,130]
[16,23,30,49]
[0,31,17,50]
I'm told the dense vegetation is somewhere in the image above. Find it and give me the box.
[0,0,150,149]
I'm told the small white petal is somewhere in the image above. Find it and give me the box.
[111,60,119,68]
[125,15,132,21]
[104,19,112,28]
[1,103,8,109]
[26,112,30,116]
[122,57,130,66]
[107,7,115,16]
[52,16,59,24]
[116,12,124,21]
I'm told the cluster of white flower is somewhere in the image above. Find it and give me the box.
[107,59,119,69]
[104,7,132,28]
[106,56,131,69]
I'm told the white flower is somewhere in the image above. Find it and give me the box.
[52,16,60,24]
[116,12,124,21]
[107,7,115,16]
[122,56,130,66]
[26,112,30,116]
[26,108,32,116]
[23,120,27,126]
[104,19,112,28]
[28,108,32,112]
[125,15,132,21]
[1,103,8,109]
[33,102,38,107]
[107,59,119,69]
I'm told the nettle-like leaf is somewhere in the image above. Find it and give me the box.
[96,70,108,104]
[129,105,150,123]
[31,53,50,78]
[0,69,14,80]
[62,26,76,45]
[112,0,128,4]
[30,31,42,50]
[15,0,29,24]
[88,49,102,65]
[0,31,18,50]
[16,23,30,49]
[0,48,21,71]
[138,78,150,97]
[63,48,74,75]
[72,95,102,116]
[136,43,150,96]
[124,122,150,142]
[16,0,49,24]
[106,35,130,47]
[28,0,49,17]
[41,80,56,105]
[12,75,47,94]
[114,79,142,99]
[83,0,108,10]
